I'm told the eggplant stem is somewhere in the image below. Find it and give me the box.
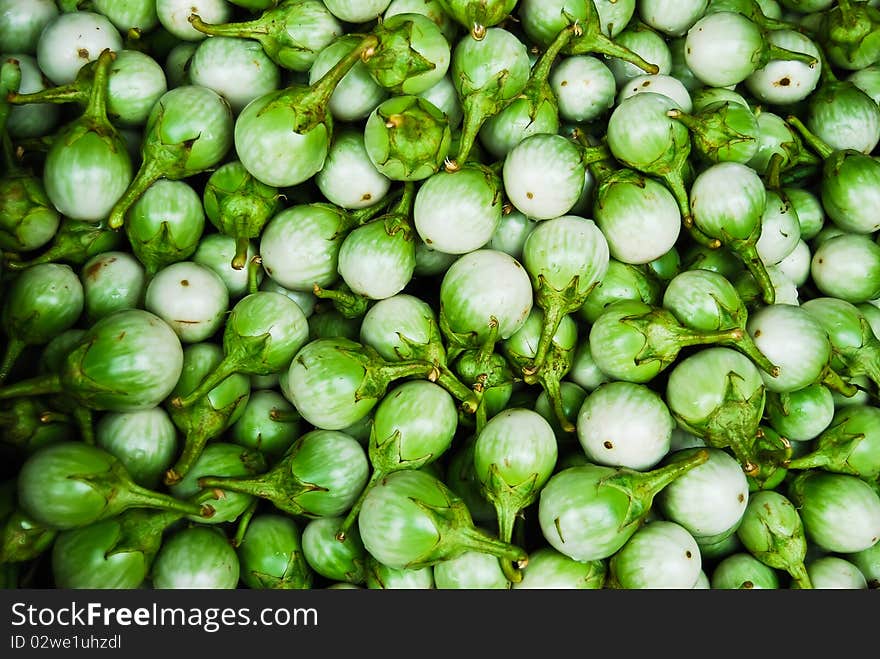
[232,499,258,548]
[526,301,566,378]
[434,366,480,414]
[568,3,659,75]
[786,115,834,160]
[0,374,63,401]
[247,255,262,295]
[788,562,813,589]
[731,241,776,305]
[0,338,26,386]
[542,373,576,434]
[171,356,239,410]
[107,154,165,230]
[188,13,270,38]
[120,480,214,519]
[336,469,385,542]
[231,235,250,271]
[821,366,857,398]
[634,449,709,498]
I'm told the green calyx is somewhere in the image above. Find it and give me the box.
[365,16,439,94]
[669,102,760,164]
[6,55,94,110]
[667,275,779,376]
[0,398,72,449]
[565,1,660,75]
[525,352,575,435]
[0,509,58,563]
[622,305,747,370]
[453,345,517,419]
[4,219,122,273]
[101,506,198,567]
[822,314,880,390]
[448,76,513,171]
[787,410,880,480]
[383,313,448,367]
[526,275,595,375]
[0,58,22,132]
[401,491,528,572]
[0,171,59,253]
[188,3,332,71]
[106,127,198,231]
[479,462,545,582]
[57,49,117,136]
[738,491,812,588]
[375,179,417,240]
[339,343,435,406]
[718,306,780,377]
[709,0,797,31]
[171,337,267,411]
[371,428,435,480]
[447,30,531,170]
[786,114,835,160]
[240,516,314,589]
[336,423,442,542]
[165,384,250,486]
[125,220,196,279]
[755,33,820,71]
[197,449,327,519]
[68,447,216,523]
[366,95,452,181]
[623,449,711,521]
[273,33,380,135]
[436,0,518,39]
[676,369,767,476]
[37,54,128,229]
[53,340,134,411]
[817,0,880,70]
[745,426,793,491]
[108,83,234,231]
[584,143,621,185]
[827,0,874,43]
[313,282,372,319]
[483,23,578,141]
[203,163,281,270]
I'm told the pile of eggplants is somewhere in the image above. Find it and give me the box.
[2,0,880,591]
